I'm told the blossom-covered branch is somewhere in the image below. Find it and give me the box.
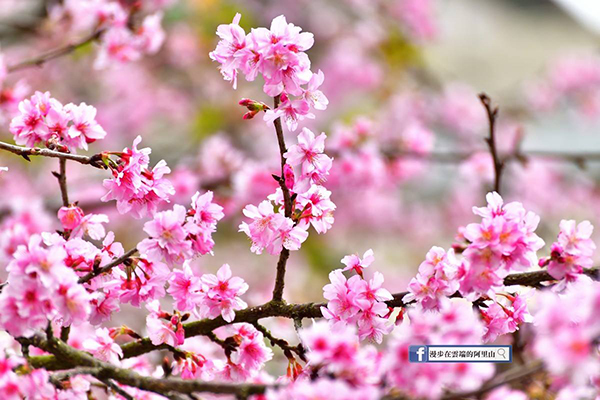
[27,265,598,373]
[22,333,272,398]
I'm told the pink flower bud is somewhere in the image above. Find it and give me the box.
[57,206,84,230]
[283,164,295,190]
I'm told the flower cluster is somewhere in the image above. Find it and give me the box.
[403,193,540,342]
[103,255,169,310]
[0,352,70,399]
[9,91,107,151]
[0,235,91,336]
[210,14,327,131]
[275,320,382,397]
[403,246,460,311]
[220,323,273,381]
[0,53,29,124]
[138,191,224,266]
[101,135,174,218]
[458,192,545,299]
[532,278,600,393]
[57,205,108,241]
[479,292,532,342]
[168,263,248,323]
[321,250,393,343]
[539,220,596,286]
[82,327,123,364]
[526,53,600,118]
[385,300,494,399]
[145,300,185,347]
[239,128,335,255]
[51,0,166,69]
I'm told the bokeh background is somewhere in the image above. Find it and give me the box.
[1,0,600,342]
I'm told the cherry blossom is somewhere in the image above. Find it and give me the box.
[9,92,106,152]
[102,135,174,218]
[138,204,192,266]
[82,327,123,364]
[198,264,249,322]
[341,248,375,277]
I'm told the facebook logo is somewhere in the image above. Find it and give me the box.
[409,345,428,362]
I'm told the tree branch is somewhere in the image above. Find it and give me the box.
[479,93,504,194]
[441,360,543,400]
[78,247,138,284]
[252,322,306,361]
[30,266,599,371]
[7,30,104,73]
[271,95,294,302]
[55,158,69,207]
[24,334,273,398]
[0,140,106,168]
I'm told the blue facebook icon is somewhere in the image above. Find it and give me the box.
[409,346,428,363]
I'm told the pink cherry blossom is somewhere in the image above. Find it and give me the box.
[168,262,202,311]
[403,247,460,310]
[341,249,374,276]
[304,70,329,110]
[138,204,192,266]
[57,206,84,231]
[284,127,333,187]
[209,13,246,89]
[198,264,248,322]
[263,94,314,131]
[102,136,174,218]
[83,327,123,364]
[229,324,273,373]
[64,102,107,150]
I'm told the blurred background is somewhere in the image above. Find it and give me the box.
[1,0,600,333]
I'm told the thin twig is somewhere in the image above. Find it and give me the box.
[381,149,600,165]
[56,158,69,206]
[271,95,294,302]
[99,377,136,400]
[252,322,306,361]
[442,360,543,399]
[479,93,504,194]
[7,30,104,73]
[78,247,138,284]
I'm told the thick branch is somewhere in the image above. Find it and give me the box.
[31,266,600,371]
[25,334,272,398]
[0,141,105,168]
[78,247,138,284]
[479,93,504,194]
[7,30,104,73]
[271,95,294,302]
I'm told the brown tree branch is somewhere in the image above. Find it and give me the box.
[23,334,273,398]
[271,95,294,302]
[55,158,69,207]
[0,140,106,168]
[7,30,104,73]
[252,322,306,361]
[441,360,543,400]
[78,247,138,284]
[29,266,599,371]
[479,93,504,194]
